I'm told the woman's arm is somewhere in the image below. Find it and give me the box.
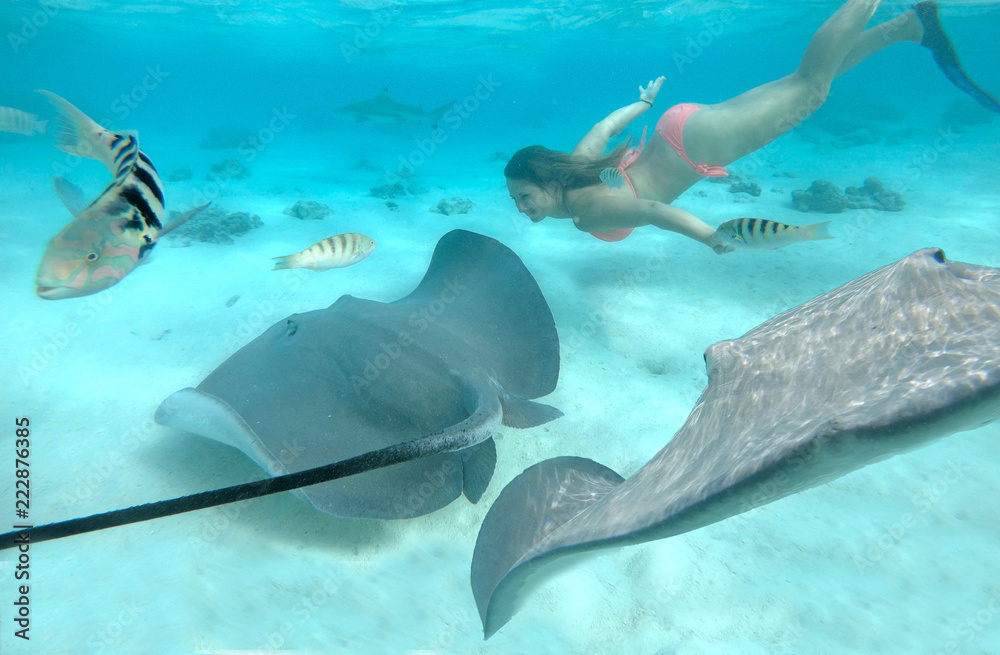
[572,77,665,157]
[570,194,732,253]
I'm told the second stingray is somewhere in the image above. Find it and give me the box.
[155,230,562,519]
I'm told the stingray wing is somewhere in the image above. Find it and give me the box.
[473,248,1000,637]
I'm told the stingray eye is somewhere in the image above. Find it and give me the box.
[85,251,100,262]
[285,320,298,338]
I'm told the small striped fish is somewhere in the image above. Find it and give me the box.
[0,106,47,136]
[716,218,833,250]
[599,167,625,189]
[272,233,376,271]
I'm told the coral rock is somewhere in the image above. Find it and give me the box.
[283,200,332,221]
[429,197,476,216]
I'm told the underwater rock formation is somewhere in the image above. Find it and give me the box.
[727,173,761,197]
[206,158,251,182]
[370,183,414,199]
[164,206,264,246]
[792,179,846,213]
[430,197,476,216]
[283,200,332,220]
[710,172,762,198]
[844,177,905,212]
[793,178,904,213]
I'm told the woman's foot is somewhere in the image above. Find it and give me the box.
[913,1,1000,112]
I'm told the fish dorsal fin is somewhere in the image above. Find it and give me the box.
[599,167,624,189]
[36,90,138,178]
[52,176,87,216]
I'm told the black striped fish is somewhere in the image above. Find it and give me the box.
[716,217,833,250]
[33,91,208,300]
[0,106,47,136]
[272,233,376,271]
[599,167,625,189]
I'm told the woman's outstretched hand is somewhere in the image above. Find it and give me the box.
[639,76,666,104]
[707,230,735,255]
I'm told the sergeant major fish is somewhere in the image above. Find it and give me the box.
[272,233,376,271]
[0,106,47,136]
[34,91,208,300]
[716,217,833,251]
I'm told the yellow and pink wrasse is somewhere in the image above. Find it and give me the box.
[716,217,833,251]
[0,106,47,136]
[272,233,376,271]
[33,91,208,300]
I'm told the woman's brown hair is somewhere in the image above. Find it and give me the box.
[504,141,631,190]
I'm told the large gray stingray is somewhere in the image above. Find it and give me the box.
[472,248,1000,638]
[155,230,562,520]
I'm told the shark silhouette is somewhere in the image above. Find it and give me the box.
[334,88,454,129]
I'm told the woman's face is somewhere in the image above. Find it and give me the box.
[506,178,557,222]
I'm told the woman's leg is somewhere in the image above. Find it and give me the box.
[835,10,922,76]
[681,0,921,166]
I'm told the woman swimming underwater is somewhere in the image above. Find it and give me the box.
[505,0,999,253]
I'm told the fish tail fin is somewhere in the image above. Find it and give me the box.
[36,90,128,176]
[801,221,834,241]
[36,119,48,135]
[271,256,292,271]
[431,101,455,117]
[429,101,455,128]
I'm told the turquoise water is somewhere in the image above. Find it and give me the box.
[2,1,1000,653]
